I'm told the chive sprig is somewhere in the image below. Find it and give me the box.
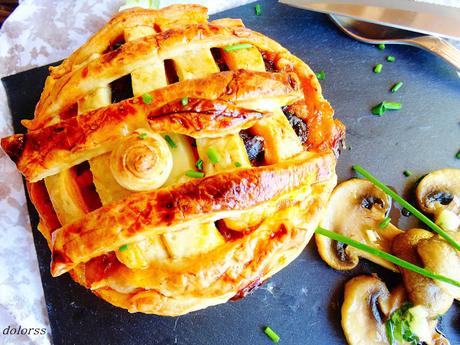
[353,165,460,252]
[316,227,460,288]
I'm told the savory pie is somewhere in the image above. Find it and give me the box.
[1,4,344,315]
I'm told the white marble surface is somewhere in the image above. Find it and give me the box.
[0,1,253,344]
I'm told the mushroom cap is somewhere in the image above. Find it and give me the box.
[316,179,402,271]
[392,229,454,318]
[341,275,390,345]
[417,231,460,300]
[416,168,460,216]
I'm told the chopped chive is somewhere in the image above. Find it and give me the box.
[119,244,129,252]
[371,102,386,116]
[455,150,460,159]
[164,135,177,148]
[142,93,153,105]
[195,158,203,171]
[316,70,326,80]
[207,147,220,164]
[264,326,280,343]
[223,43,253,52]
[390,81,403,93]
[353,165,460,252]
[181,97,189,106]
[185,170,205,178]
[403,170,412,177]
[386,55,396,62]
[316,227,460,288]
[383,102,402,110]
[255,4,262,16]
[378,43,385,50]
[138,132,147,140]
[379,216,391,229]
[373,64,383,73]
[234,161,242,167]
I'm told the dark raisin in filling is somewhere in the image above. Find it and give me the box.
[261,51,276,72]
[211,48,229,71]
[282,106,308,144]
[239,130,265,165]
[110,74,134,103]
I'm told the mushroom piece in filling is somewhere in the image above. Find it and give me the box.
[316,179,403,271]
[416,169,460,231]
[392,229,454,318]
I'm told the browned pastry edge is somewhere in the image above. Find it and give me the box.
[51,151,335,277]
[64,176,335,315]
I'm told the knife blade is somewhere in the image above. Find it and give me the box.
[279,0,460,40]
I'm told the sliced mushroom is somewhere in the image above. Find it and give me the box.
[392,229,454,318]
[341,275,412,345]
[416,169,460,231]
[342,275,450,345]
[316,179,403,271]
[418,231,460,300]
[341,275,391,345]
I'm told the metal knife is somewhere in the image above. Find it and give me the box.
[279,0,460,40]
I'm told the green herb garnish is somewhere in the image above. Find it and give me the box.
[142,93,153,104]
[207,147,220,164]
[390,81,403,93]
[223,43,253,52]
[264,326,280,343]
[386,303,419,345]
[316,227,460,288]
[181,97,189,106]
[383,102,402,110]
[373,64,383,73]
[386,55,396,62]
[456,150,460,159]
[119,244,129,252]
[234,161,242,167]
[403,170,412,177]
[353,165,460,252]
[371,102,386,116]
[255,4,262,16]
[195,158,204,171]
[379,216,391,229]
[138,132,147,140]
[164,135,177,148]
[378,43,385,50]
[371,101,402,116]
[316,70,326,80]
[185,170,205,178]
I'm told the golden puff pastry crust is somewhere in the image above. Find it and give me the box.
[1,4,344,316]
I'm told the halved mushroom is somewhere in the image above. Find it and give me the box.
[416,169,460,231]
[418,231,460,300]
[392,229,454,318]
[316,179,403,271]
[342,275,450,345]
[341,275,405,345]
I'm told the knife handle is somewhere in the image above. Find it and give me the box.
[406,36,460,71]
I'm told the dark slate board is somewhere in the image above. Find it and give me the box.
[2,0,460,344]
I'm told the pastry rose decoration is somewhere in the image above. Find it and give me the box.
[110,129,173,191]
